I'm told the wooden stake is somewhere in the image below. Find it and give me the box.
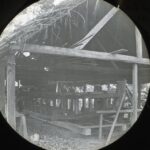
[6,55,16,130]
[99,113,103,140]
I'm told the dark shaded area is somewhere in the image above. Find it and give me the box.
[120,0,150,58]
[0,0,38,34]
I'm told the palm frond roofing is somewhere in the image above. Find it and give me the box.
[0,0,149,59]
[0,0,86,49]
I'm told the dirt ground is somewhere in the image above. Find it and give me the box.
[25,117,109,150]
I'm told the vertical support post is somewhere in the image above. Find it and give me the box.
[132,64,138,124]
[63,98,67,113]
[83,98,85,109]
[55,82,59,108]
[6,54,16,130]
[70,99,74,113]
[131,27,142,124]
[82,85,86,112]
[99,113,103,140]
[135,27,143,58]
[89,99,93,112]
[0,61,6,116]
[74,99,79,115]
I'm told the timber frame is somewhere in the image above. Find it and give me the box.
[2,2,150,144]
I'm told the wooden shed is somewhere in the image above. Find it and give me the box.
[0,0,150,147]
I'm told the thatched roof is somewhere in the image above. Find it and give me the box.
[0,0,149,59]
[0,0,149,82]
[0,0,87,50]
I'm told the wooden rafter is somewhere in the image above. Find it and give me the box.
[72,7,119,49]
[12,44,150,65]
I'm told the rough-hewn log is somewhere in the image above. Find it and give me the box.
[12,44,150,65]
[132,64,138,124]
[131,27,143,124]
[6,55,16,130]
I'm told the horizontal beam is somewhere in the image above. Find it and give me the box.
[12,44,150,65]
[97,109,142,114]
[20,91,118,99]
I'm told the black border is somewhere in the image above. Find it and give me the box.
[0,0,150,150]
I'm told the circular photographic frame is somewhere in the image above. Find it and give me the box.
[0,0,150,150]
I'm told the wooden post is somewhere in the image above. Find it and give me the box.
[135,27,143,58]
[18,114,28,139]
[89,99,93,112]
[55,82,59,108]
[99,114,103,140]
[6,55,16,130]
[73,7,119,50]
[132,27,142,124]
[62,99,67,112]
[132,64,138,124]
[82,85,86,112]
[0,61,6,116]
[74,99,79,115]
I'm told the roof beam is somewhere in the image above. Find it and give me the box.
[12,44,150,65]
[72,7,119,49]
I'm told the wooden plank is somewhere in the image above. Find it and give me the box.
[97,109,142,114]
[6,55,16,130]
[72,7,119,49]
[12,44,150,65]
[47,121,92,136]
[81,123,126,129]
[21,91,118,99]
[29,112,126,137]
